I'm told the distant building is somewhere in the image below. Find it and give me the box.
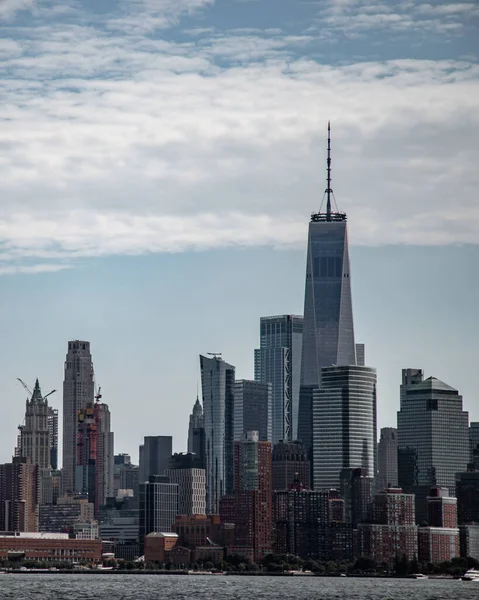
[144,532,179,564]
[234,380,272,443]
[0,532,101,562]
[165,453,206,515]
[173,514,234,549]
[98,495,139,548]
[17,379,52,470]
[139,436,172,483]
[469,423,479,461]
[459,524,479,561]
[418,488,459,563]
[377,427,398,490]
[254,315,303,442]
[0,457,39,532]
[272,440,310,491]
[200,354,235,513]
[313,366,377,490]
[139,475,178,552]
[398,370,469,524]
[62,340,95,494]
[187,398,205,469]
[456,450,479,525]
[48,407,59,471]
[40,470,62,505]
[76,399,114,516]
[340,467,373,528]
[39,495,94,534]
[358,488,418,566]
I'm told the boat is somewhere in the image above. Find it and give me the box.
[462,569,479,581]
[410,573,428,579]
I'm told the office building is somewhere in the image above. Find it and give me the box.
[418,488,459,563]
[397,370,469,523]
[0,457,39,532]
[220,431,272,562]
[313,365,377,490]
[187,397,205,468]
[272,440,310,491]
[459,524,479,560]
[456,451,479,524]
[139,436,172,483]
[377,427,398,490]
[0,532,102,562]
[139,475,178,552]
[40,469,62,505]
[200,354,235,512]
[39,495,94,533]
[48,407,59,470]
[62,340,95,494]
[470,423,479,460]
[254,315,303,442]
[358,488,418,566]
[165,453,206,515]
[16,379,53,470]
[340,467,374,528]
[234,380,272,442]
[76,399,114,515]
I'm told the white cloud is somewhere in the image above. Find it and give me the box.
[0,263,71,275]
[0,0,34,18]
[0,0,478,271]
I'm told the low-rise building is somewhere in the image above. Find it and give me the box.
[0,531,101,562]
[144,532,178,563]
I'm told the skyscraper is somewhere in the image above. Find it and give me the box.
[48,407,59,470]
[139,475,178,552]
[200,354,235,513]
[76,397,114,515]
[63,341,95,494]
[313,365,377,490]
[254,315,303,443]
[165,453,206,516]
[300,125,356,390]
[139,436,173,482]
[0,457,39,532]
[377,427,398,490]
[234,380,272,443]
[298,125,357,458]
[18,379,53,470]
[397,370,469,524]
[187,398,205,468]
[272,440,310,491]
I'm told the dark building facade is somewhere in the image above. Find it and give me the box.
[139,436,173,483]
[234,380,272,443]
[340,467,373,528]
[139,475,178,552]
[398,371,469,524]
[0,457,39,532]
[272,440,310,491]
[187,398,205,469]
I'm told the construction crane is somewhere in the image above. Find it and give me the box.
[95,384,102,403]
[207,352,222,358]
[16,378,56,402]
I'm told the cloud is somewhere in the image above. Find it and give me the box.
[0,0,478,271]
[0,0,34,18]
[0,263,71,276]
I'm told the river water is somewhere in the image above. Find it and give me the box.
[0,574,477,599]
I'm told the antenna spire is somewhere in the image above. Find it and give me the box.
[326,121,332,221]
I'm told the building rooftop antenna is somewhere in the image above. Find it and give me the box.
[326,121,332,221]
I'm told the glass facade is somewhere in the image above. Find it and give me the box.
[254,315,303,442]
[139,475,178,551]
[397,372,469,524]
[200,354,235,513]
[301,221,356,390]
[313,366,377,490]
[234,380,272,443]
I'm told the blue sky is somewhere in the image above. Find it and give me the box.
[1,0,478,463]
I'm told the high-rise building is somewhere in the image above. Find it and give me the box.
[313,366,377,490]
[418,488,459,563]
[254,315,303,443]
[340,467,374,528]
[48,407,59,470]
[272,440,310,491]
[459,524,479,561]
[139,436,172,482]
[17,379,53,470]
[234,380,272,443]
[187,398,205,468]
[377,427,398,491]
[355,344,365,367]
[358,488,418,566]
[300,125,356,392]
[139,475,178,552]
[220,431,272,563]
[39,495,94,533]
[200,354,235,513]
[456,450,479,525]
[0,457,39,532]
[165,453,206,515]
[62,341,95,494]
[397,370,469,523]
[469,422,479,460]
[76,398,114,515]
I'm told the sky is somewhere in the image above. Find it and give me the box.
[0,0,478,464]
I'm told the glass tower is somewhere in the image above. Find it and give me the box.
[312,365,377,490]
[200,354,235,513]
[397,370,469,524]
[254,315,303,443]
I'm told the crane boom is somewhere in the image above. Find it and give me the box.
[17,378,33,397]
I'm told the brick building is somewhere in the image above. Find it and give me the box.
[272,441,310,491]
[0,457,39,532]
[417,488,459,563]
[0,532,101,562]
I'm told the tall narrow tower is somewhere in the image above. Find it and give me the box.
[298,124,356,456]
[62,340,94,494]
[18,379,53,470]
